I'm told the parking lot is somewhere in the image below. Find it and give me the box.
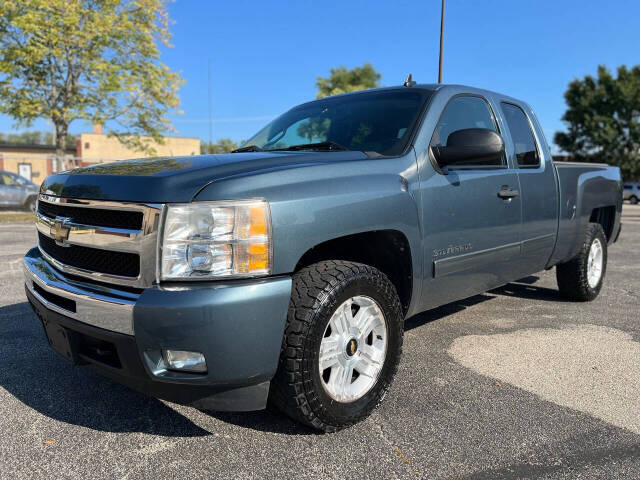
[1,206,639,480]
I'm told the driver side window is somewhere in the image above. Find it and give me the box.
[430,95,505,167]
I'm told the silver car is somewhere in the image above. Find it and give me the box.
[623,183,639,204]
[0,170,39,212]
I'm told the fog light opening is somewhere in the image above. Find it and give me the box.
[162,349,207,373]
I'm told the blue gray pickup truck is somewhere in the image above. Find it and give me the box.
[25,83,622,431]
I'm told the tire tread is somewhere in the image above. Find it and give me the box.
[556,222,607,301]
[270,260,403,432]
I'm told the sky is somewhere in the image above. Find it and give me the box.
[1,0,639,151]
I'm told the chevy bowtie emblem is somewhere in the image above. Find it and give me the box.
[50,217,71,244]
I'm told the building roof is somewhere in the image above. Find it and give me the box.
[0,142,75,153]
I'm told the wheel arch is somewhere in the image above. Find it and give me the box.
[294,230,413,315]
[589,206,616,242]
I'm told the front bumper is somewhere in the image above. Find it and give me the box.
[24,247,292,411]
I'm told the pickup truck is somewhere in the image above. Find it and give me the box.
[24,83,622,432]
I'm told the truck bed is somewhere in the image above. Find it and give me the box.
[550,161,622,266]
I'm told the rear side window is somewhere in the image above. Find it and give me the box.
[501,103,540,168]
[430,95,505,167]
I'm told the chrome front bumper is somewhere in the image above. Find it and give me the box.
[24,247,138,335]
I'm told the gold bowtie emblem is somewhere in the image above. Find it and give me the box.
[51,218,71,243]
[347,339,357,356]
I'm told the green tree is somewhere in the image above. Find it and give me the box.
[296,118,330,143]
[201,138,238,154]
[0,130,76,146]
[316,63,381,98]
[0,0,183,170]
[554,65,640,180]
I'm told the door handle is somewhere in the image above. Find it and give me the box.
[497,187,520,199]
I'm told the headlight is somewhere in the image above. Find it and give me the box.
[159,199,272,280]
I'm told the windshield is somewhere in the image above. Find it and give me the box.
[242,89,431,156]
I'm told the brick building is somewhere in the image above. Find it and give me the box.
[0,125,201,184]
[77,124,200,164]
[0,143,75,185]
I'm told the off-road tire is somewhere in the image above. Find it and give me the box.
[269,260,404,432]
[556,222,607,301]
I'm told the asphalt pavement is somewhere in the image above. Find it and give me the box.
[1,206,639,479]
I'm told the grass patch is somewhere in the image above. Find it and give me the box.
[0,212,35,223]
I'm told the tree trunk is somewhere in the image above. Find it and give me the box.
[54,122,69,172]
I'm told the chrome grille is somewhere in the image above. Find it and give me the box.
[35,194,162,288]
[38,201,143,230]
[38,232,140,277]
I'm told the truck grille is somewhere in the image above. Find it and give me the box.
[39,232,140,277]
[38,201,143,230]
[35,195,162,287]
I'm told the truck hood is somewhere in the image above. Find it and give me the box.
[40,151,369,203]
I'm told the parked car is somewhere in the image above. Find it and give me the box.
[0,170,38,211]
[623,183,639,204]
[25,84,622,432]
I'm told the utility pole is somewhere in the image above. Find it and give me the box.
[438,0,445,83]
[207,59,213,150]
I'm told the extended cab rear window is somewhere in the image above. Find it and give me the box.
[501,102,540,168]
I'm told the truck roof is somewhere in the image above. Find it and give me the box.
[294,83,529,110]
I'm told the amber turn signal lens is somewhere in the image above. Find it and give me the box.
[249,205,267,236]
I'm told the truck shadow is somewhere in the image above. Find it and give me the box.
[491,275,569,302]
[202,408,318,435]
[405,275,568,331]
[0,275,567,437]
[0,301,317,436]
[0,302,210,438]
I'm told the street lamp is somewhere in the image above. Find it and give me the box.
[439,0,445,83]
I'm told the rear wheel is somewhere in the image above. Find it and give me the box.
[556,223,607,301]
[270,260,404,432]
[630,196,638,205]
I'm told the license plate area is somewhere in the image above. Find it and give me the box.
[42,319,79,364]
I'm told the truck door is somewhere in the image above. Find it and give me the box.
[499,102,558,277]
[417,94,523,310]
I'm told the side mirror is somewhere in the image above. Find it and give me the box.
[431,128,505,169]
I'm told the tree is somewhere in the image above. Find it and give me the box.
[554,65,640,180]
[315,63,381,98]
[0,0,183,170]
[201,138,238,154]
[296,118,330,143]
[0,130,76,146]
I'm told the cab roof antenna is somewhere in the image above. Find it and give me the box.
[403,73,416,87]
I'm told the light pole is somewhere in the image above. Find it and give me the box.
[208,59,213,149]
[438,0,445,83]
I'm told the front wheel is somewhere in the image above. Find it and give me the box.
[556,223,607,301]
[270,260,404,432]
[24,196,37,213]
[630,196,639,205]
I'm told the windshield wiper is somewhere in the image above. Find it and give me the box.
[270,141,349,152]
[231,145,263,153]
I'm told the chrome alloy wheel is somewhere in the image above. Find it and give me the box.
[319,296,387,403]
[587,238,604,288]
